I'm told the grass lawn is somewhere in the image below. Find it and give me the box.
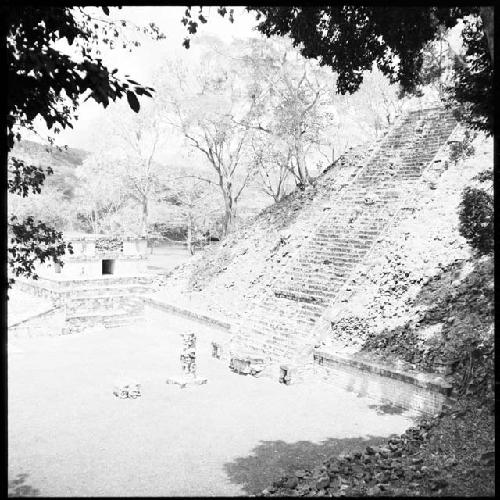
[8,310,414,497]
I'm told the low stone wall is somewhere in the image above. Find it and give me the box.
[65,294,145,316]
[63,310,143,334]
[15,279,60,302]
[144,297,232,331]
[313,350,451,416]
[9,307,66,339]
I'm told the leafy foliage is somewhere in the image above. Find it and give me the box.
[73,151,128,234]
[445,17,493,134]
[458,187,494,256]
[8,158,53,197]
[8,216,73,285]
[9,185,74,231]
[6,6,157,150]
[182,7,470,95]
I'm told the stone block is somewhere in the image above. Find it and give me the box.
[113,382,141,399]
[229,355,266,376]
[211,342,223,359]
[165,376,208,389]
[279,365,293,385]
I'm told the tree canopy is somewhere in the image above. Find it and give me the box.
[182,6,493,135]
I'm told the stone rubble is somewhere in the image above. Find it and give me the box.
[113,382,141,399]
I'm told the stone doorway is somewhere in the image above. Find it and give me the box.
[102,259,115,275]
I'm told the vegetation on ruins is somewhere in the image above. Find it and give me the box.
[458,186,494,256]
[5,6,162,284]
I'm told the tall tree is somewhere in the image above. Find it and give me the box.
[235,37,344,188]
[73,151,127,234]
[103,101,169,237]
[158,42,257,235]
[445,16,493,134]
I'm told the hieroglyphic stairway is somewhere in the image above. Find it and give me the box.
[230,106,458,362]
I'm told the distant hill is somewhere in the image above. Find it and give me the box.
[10,140,90,199]
[11,140,89,167]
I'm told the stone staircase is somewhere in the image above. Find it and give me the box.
[230,106,458,362]
[17,275,155,334]
[62,280,152,333]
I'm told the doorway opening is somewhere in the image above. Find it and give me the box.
[102,259,115,275]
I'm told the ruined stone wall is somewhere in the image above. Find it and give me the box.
[13,275,153,336]
[313,351,450,417]
[9,307,66,339]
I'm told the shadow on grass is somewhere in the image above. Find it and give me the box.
[224,435,393,495]
[8,473,40,497]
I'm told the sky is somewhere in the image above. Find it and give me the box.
[31,6,260,151]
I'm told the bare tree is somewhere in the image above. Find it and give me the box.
[250,135,292,202]
[160,171,219,254]
[234,37,341,187]
[158,49,257,235]
[74,152,127,234]
[104,102,169,237]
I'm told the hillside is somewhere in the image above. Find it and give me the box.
[10,140,89,199]
[11,140,89,167]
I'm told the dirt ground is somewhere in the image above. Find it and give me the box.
[8,311,414,497]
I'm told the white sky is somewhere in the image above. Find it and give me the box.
[31,6,259,151]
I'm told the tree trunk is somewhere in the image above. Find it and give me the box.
[295,134,310,186]
[92,210,98,235]
[187,213,194,255]
[140,197,148,237]
[222,194,235,236]
[274,182,284,203]
[480,7,494,63]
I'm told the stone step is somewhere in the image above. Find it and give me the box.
[60,284,152,298]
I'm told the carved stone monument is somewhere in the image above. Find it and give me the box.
[180,333,197,377]
[166,332,207,388]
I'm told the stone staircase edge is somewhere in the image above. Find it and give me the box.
[143,296,232,331]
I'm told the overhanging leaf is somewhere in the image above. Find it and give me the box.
[126,90,140,113]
